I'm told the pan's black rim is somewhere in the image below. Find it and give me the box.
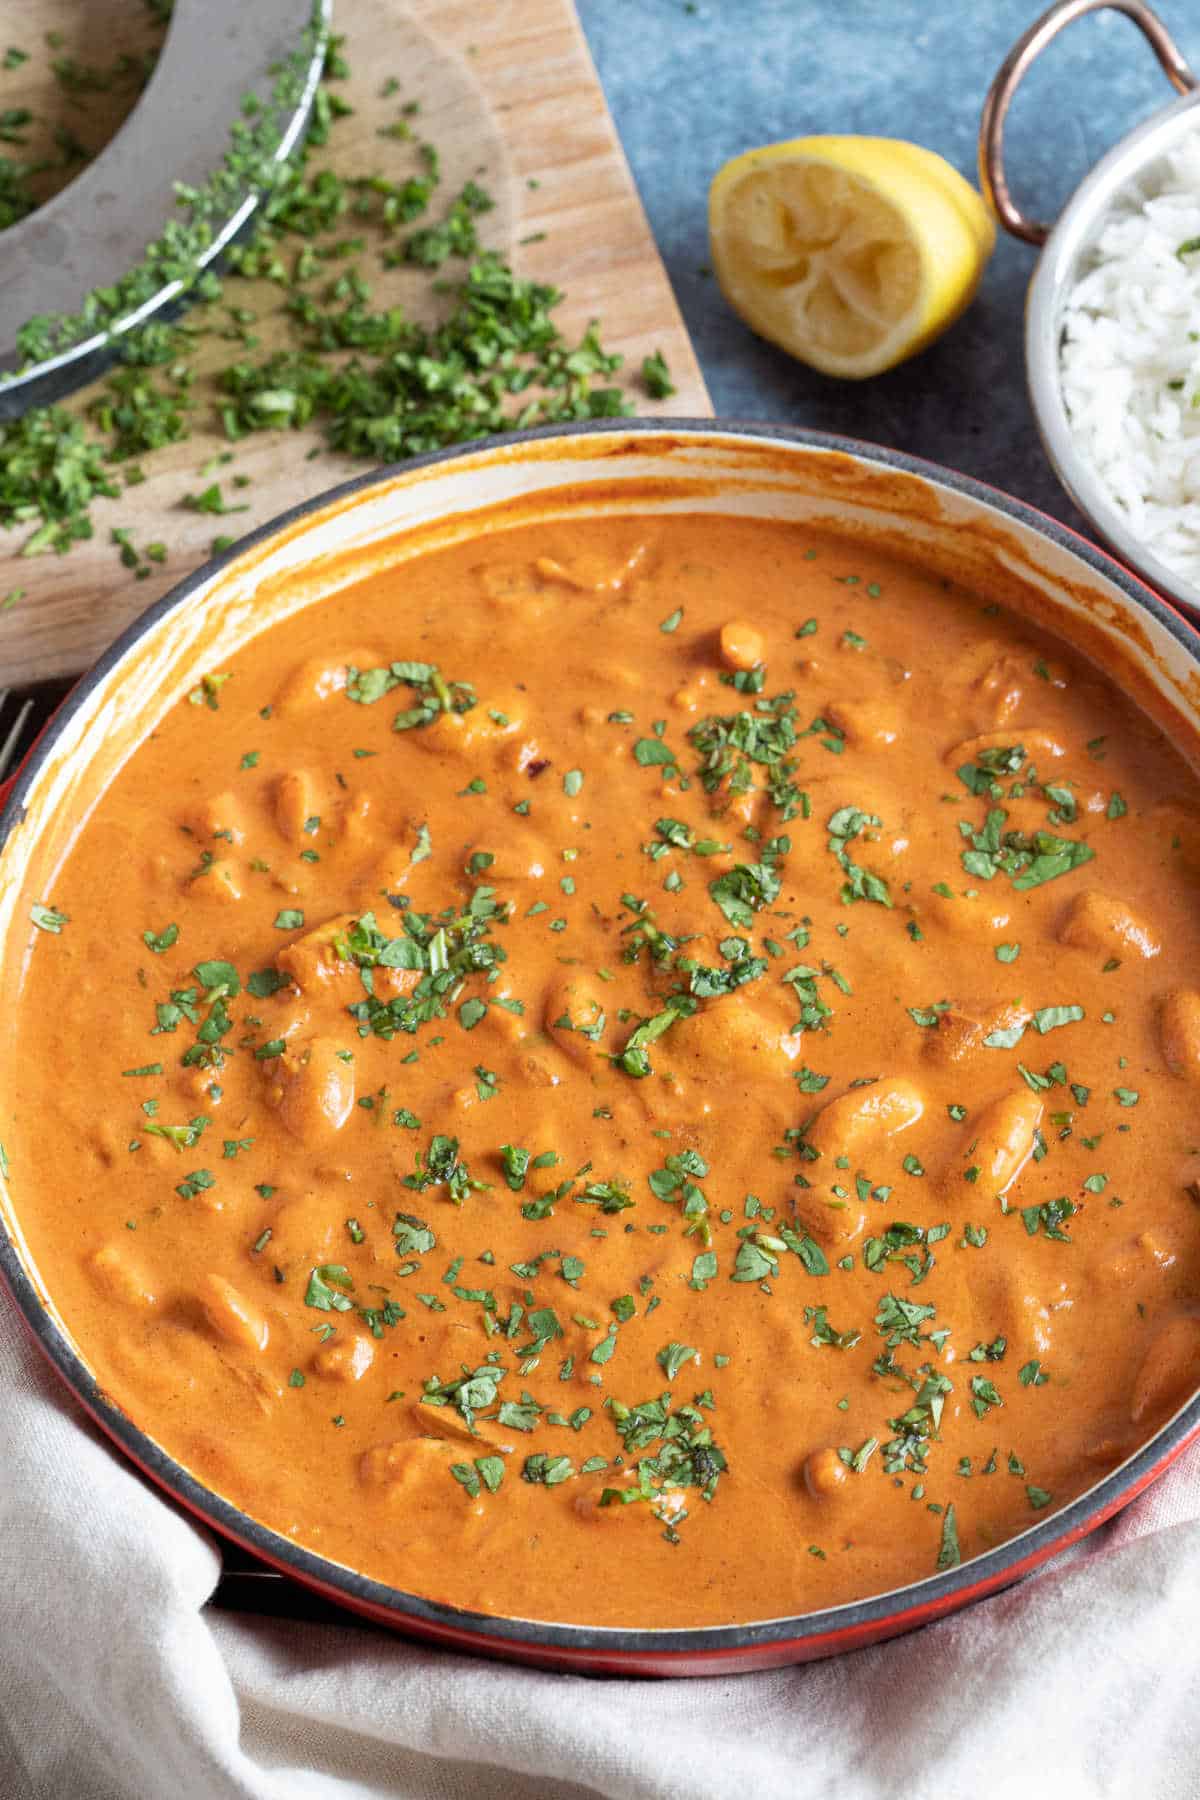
[3,416,1199,1658]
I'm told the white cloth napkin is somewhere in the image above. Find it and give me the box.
[3,1287,1198,1800]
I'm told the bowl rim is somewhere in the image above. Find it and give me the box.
[1026,86,1200,616]
[3,414,1200,1659]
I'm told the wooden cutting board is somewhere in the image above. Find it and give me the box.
[0,0,711,687]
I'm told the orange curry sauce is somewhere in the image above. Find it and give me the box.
[10,513,1200,1628]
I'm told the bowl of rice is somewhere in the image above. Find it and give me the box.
[983,0,1200,613]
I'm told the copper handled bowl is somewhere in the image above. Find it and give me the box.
[981,0,1200,614]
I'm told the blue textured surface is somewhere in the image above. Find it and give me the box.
[576,0,1200,533]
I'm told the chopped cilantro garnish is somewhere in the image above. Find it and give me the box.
[31,903,69,934]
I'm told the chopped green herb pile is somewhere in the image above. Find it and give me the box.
[0,25,671,566]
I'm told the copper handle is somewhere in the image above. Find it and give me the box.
[980,0,1198,246]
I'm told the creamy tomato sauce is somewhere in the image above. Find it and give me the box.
[10,513,1200,1628]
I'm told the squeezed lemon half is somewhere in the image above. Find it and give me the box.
[708,136,995,379]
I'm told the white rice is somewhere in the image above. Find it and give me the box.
[1060,136,1200,586]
